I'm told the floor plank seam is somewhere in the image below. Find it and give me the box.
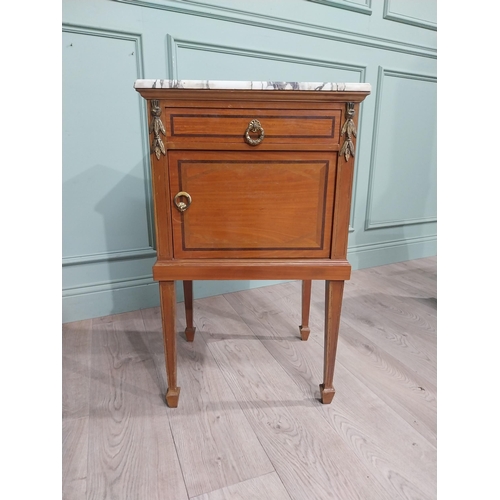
[340,358,437,452]
[188,471,288,500]
[196,300,292,499]
[166,410,191,499]
[219,292,322,406]
[82,318,98,500]
[309,368,432,499]
[140,309,192,500]
[180,312,279,499]
[141,313,184,499]
[212,292,375,500]
[334,339,437,448]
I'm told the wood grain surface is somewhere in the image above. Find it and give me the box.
[62,257,436,499]
[166,107,341,146]
[168,151,336,259]
[62,417,88,500]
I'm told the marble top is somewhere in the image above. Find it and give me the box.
[134,79,371,92]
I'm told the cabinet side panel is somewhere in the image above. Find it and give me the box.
[149,99,174,260]
[331,103,359,260]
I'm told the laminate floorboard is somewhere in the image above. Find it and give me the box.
[62,417,89,500]
[360,267,437,316]
[62,257,437,500]
[343,283,436,341]
[384,267,437,298]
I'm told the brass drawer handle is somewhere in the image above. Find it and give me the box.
[174,191,192,213]
[244,119,265,146]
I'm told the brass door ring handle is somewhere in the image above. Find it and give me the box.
[174,191,192,213]
[244,119,265,146]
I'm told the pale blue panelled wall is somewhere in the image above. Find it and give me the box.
[62,0,437,323]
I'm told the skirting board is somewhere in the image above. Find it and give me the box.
[62,279,291,323]
[347,235,436,270]
[62,236,436,323]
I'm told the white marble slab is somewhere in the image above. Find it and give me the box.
[134,79,371,92]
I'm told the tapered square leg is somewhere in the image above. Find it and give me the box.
[299,280,312,340]
[159,281,180,408]
[320,280,344,404]
[183,280,196,342]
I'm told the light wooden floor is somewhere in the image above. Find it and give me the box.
[63,257,437,500]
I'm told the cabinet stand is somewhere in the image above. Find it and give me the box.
[135,79,370,407]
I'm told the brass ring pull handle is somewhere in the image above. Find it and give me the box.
[174,191,192,213]
[244,119,265,146]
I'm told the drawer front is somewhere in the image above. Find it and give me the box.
[166,108,341,146]
[169,151,337,259]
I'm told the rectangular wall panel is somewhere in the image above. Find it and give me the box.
[62,29,152,261]
[365,68,436,229]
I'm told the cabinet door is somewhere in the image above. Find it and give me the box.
[169,151,337,259]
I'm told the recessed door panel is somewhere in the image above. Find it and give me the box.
[169,151,337,259]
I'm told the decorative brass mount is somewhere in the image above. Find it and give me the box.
[340,102,357,161]
[150,99,166,160]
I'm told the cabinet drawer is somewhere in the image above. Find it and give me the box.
[169,151,337,259]
[166,108,341,147]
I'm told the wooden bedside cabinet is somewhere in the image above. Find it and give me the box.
[134,80,370,407]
